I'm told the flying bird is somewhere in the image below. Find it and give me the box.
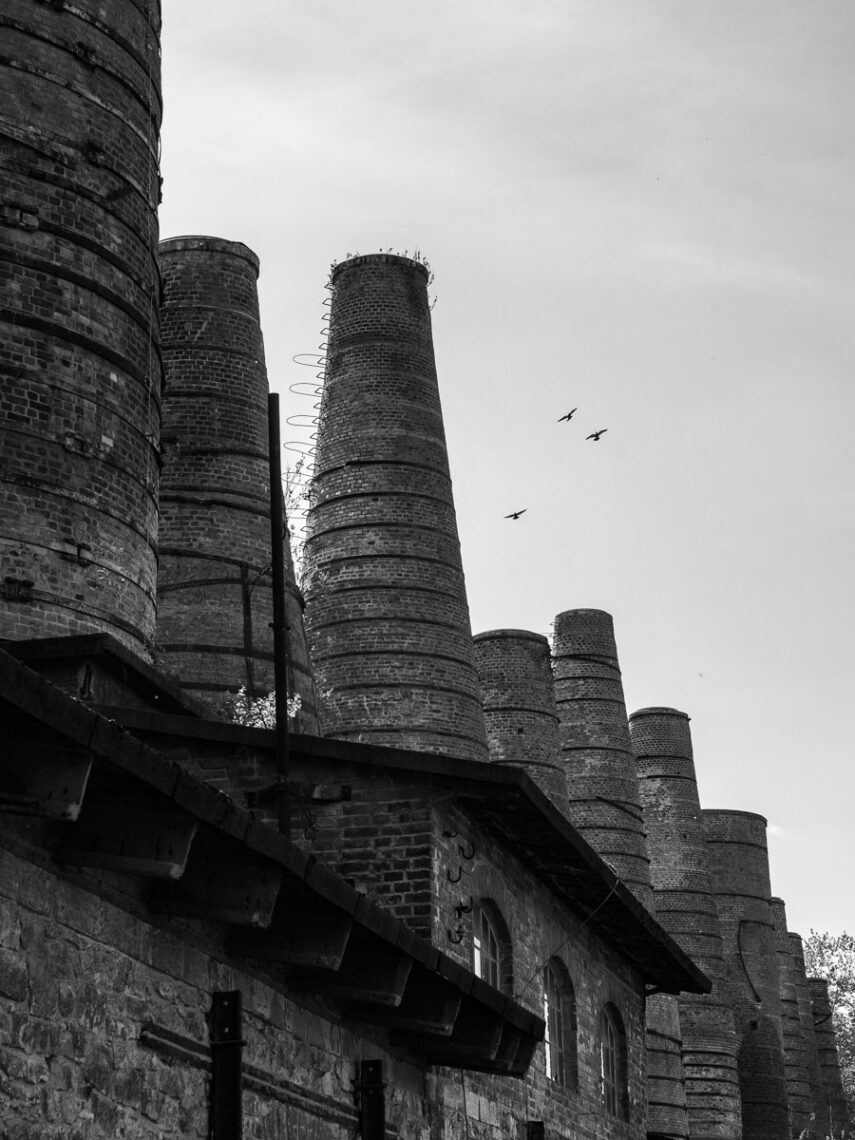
[504,509,527,520]
[586,429,608,441]
[558,408,577,422]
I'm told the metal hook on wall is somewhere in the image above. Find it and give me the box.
[447,865,462,884]
[458,841,475,862]
[454,896,473,919]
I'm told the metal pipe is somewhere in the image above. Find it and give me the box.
[267,393,290,835]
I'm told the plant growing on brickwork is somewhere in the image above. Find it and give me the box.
[804,930,855,1128]
[327,248,437,308]
[229,686,302,729]
[284,455,310,583]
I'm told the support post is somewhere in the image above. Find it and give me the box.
[209,990,243,1139]
[357,1059,386,1140]
[267,393,291,835]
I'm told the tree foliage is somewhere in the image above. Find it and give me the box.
[804,930,855,1122]
[230,686,302,728]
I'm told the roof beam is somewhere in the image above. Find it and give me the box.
[55,805,198,878]
[149,849,282,927]
[0,741,91,820]
[227,899,353,969]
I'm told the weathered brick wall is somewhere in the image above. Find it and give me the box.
[769,898,814,1134]
[631,707,742,1140]
[155,235,319,729]
[283,747,650,1140]
[1,804,647,1140]
[551,610,652,905]
[808,977,850,1138]
[0,0,163,659]
[551,613,683,1135]
[432,801,649,1140]
[703,810,789,1139]
[303,253,488,762]
[789,933,825,1135]
[473,630,569,813]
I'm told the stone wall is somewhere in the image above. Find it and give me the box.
[0,842,432,1140]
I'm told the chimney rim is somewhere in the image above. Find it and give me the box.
[629,706,690,721]
[159,235,260,275]
[701,808,769,826]
[331,252,430,283]
[474,629,550,646]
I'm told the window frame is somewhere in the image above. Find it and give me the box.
[542,959,578,1090]
[599,1003,628,1119]
[471,899,513,995]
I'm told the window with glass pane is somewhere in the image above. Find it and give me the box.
[601,1010,618,1113]
[472,907,500,989]
[543,963,566,1084]
[600,1004,626,1118]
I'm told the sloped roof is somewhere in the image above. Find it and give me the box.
[0,646,542,1074]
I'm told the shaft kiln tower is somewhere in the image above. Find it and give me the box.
[631,708,742,1140]
[0,0,163,658]
[474,629,569,812]
[703,810,789,1140]
[303,254,488,760]
[551,609,652,902]
[156,236,318,726]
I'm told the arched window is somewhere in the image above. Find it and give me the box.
[472,900,512,994]
[543,960,578,1089]
[599,1003,628,1119]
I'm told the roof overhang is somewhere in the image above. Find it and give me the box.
[0,647,543,1075]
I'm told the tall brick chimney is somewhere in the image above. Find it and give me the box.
[551,609,652,901]
[702,810,790,1140]
[631,708,742,1140]
[473,629,569,812]
[551,612,689,1137]
[155,236,318,729]
[769,898,814,1136]
[0,0,163,659]
[789,933,824,1133]
[808,978,850,1138]
[303,253,488,760]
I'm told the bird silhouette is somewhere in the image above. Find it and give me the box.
[504,509,527,520]
[586,429,607,441]
[558,408,577,422]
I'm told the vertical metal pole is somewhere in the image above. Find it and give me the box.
[267,393,290,835]
[209,990,243,1139]
[358,1060,386,1140]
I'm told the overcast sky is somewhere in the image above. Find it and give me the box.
[158,1,855,936]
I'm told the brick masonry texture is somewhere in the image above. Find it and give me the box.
[473,630,569,813]
[769,898,814,1134]
[303,254,488,761]
[0,0,163,659]
[631,707,743,1140]
[702,811,789,1140]
[789,933,826,1134]
[551,615,682,1137]
[2,5,852,1128]
[807,977,850,1138]
[282,747,651,1140]
[155,236,319,729]
[551,610,652,906]
[0,839,429,1140]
